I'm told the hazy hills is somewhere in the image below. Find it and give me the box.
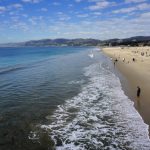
[0,36,150,47]
[101,36,150,46]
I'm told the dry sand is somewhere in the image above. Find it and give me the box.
[102,46,150,131]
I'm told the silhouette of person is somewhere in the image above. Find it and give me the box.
[133,58,135,62]
[115,58,118,62]
[137,86,141,97]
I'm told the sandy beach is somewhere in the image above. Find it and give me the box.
[102,46,150,131]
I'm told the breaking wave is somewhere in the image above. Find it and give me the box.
[30,61,150,150]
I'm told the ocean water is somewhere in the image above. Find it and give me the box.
[0,47,150,150]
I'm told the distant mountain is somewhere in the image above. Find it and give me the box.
[126,36,150,42]
[101,36,150,46]
[0,36,150,47]
[23,38,101,46]
[0,38,101,47]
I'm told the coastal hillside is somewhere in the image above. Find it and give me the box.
[0,36,150,47]
[101,36,150,46]
[0,39,101,47]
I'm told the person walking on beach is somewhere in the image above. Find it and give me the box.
[137,86,141,97]
[132,58,135,62]
[114,58,118,67]
[123,58,125,62]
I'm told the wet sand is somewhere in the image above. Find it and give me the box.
[102,46,150,132]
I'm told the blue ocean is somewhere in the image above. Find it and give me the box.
[0,47,150,150]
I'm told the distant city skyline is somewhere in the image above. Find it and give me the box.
[0,0,150,43]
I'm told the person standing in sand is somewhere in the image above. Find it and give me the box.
[137,86,141,97]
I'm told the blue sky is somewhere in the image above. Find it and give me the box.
[0,0,150,43]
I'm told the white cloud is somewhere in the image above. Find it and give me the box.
[113,3,150,13]
[88,0,105,2]
[77,14,89,18]
[92,12,101,15]
[75,0,82,2]
[113,7,136,13]
[28,18,37,25]
[56,12,71,21]
[2,12,150,42]
[0,3,23,15]
[137,3,150,10]
[46,16,150,39]
[11,16,20,22]
[0,6,6,14]
[88,1,115,10]
[10,21,29,32]
[57,12,63,15]
[0,0,150,42]
[22,0,42,3]
[22,14,28,18]
[52,2,61,6]
[68,4,73,7]
[59,16,71,21]
[10,4,23,9]
[125,0,147,3]
[140,12,150,18]
[41,8,48,12]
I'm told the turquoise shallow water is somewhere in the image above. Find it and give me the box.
[0,47,150,150]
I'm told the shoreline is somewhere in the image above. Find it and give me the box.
[102,46,150,134]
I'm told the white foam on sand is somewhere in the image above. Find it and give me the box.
[40,62,150,150]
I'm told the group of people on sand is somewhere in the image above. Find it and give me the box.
[112,55,141,98]
[132,49,150,57]
[113,56,136,66]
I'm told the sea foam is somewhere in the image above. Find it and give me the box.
[35,61,150,150]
